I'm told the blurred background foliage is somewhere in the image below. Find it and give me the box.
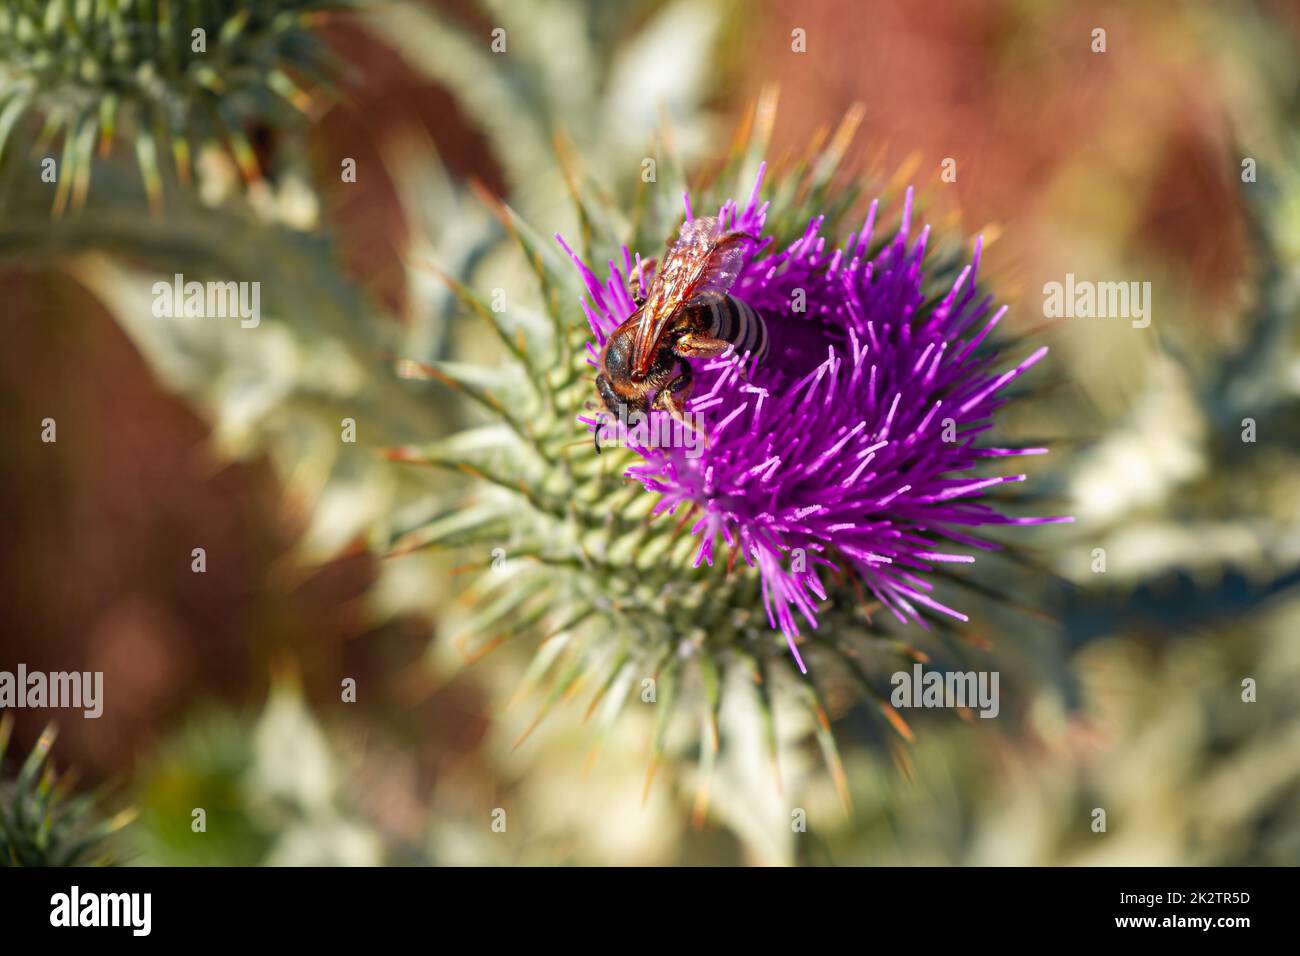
[0,0,1298,865]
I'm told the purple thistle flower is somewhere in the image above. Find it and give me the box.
[558,165,1071,674]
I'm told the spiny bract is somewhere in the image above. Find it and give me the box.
[0,0,349,212]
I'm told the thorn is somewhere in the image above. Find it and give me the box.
[889,739,916,782]
[669,504,698,543]
[898,643,930,664]
[456,633,506,667]
[691,777,712,830]
[641,755,660,806]
[582,742,602,776]
[511,706,549,751]
[880,702,915,743]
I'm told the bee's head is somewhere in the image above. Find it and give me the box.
[594,374,623,416]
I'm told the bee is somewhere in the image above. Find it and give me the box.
[594,217,769,452]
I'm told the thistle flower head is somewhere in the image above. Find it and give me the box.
[395,101,1068,805]
[563,165,1069,673]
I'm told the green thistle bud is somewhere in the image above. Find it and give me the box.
[0,716,134,866]
[0,0,351,213]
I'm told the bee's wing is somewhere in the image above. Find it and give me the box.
[629,218,760,376]
[629,218,721,376]
[693,236,750,298]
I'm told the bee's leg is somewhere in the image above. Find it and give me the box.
[673,331,734,359]
[677,329,760,381]
[654,360,709,449]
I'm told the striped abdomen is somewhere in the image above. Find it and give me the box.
[693,291,770,365]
